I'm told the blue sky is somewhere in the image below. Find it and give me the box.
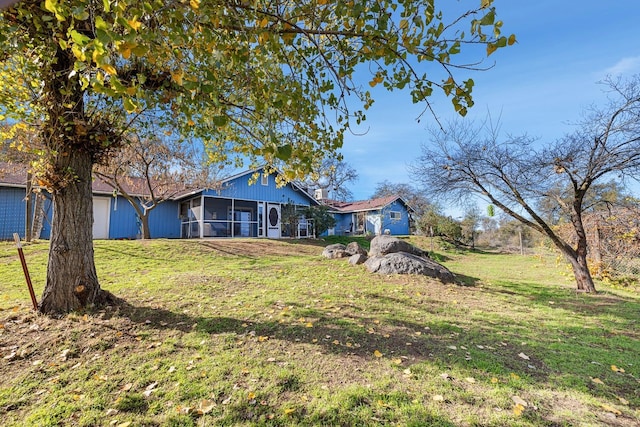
[340,0,640,203]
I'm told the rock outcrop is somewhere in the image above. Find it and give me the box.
[323,235,455,283]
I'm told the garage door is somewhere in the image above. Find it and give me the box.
[93,197,111,239]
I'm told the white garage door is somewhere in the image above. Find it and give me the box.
[93,197,111,239]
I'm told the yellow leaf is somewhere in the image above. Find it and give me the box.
[258,336,268,342]
[510,373,520,380]
[258,17,269,28]
[305,322,313,328]
[392,358,402,365]
[283,408,295,415]
[332,340,340,345]
[127,18,142,31]
[399,19,408,29]
[611,365,625,373]
[190,0,200,9]
[601,404,622,415]
[171,71,183,86]
[317,0,330,4]
[618,396,629,405]
[491,377,499,384]
[101,63,117,76]
[513,403,525,416]
[374,350,383,358]
[247,392,256,400]
[591,377,605,385]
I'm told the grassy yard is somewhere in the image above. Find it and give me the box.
[0,237,638,426]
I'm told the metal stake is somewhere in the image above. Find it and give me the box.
[13,233,38,311]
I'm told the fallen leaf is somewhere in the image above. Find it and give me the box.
[447,345,457,350]
[512,396,528,407]
[284,408,295,415]
[591,377,605,385]
[120,383,133,392]
[601,404,622,415]
[513,403,525,416]
[117,422,132,427]
[611,365,625,373]
[518,352,530,360]
[168,366,176,373]
[374,350,383,358]
[197,399,215,414]
[432,395,444,402]
[105,408,119,416]
[465,377,476,383]
[491,377,499,384]
[247,392,256,400]
[617,397,629,405]
[392,358,402,365]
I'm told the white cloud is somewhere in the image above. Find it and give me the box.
[602,56,640,77]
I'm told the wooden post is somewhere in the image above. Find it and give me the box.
[13,233,38,311]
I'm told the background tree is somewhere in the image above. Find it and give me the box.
[94,133,220,239]
[371,181,433,216]
[295,157,358,201]
[411,76,640,293]
[0,0,513,314]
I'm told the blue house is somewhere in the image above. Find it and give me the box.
[175,168,319,239]
[1,163,319,240]
[323,195,413,236]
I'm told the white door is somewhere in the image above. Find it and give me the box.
[267,204,281,238]
[366,213,382,235]
[93,197,111,239]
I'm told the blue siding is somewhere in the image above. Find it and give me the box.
[382,200,410,235]
[201,170,315,205]
[333,213,353,234]
[0,187,53,240]
[148,201,180,238]
[0,187,27,240]
[108,196,181,239]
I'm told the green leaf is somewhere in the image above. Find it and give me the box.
[70,30,91,46]
[276,144,293,161]
[212,116,228,127]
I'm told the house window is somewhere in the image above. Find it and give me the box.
[261,173,268,186]
[389,211,402,220]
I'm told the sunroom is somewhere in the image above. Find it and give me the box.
[179,195,314,239]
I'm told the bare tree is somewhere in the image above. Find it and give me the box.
[94,135,220,239]
[411,76,640,293]
[296,157,358,201]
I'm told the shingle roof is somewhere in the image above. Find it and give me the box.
[325,195,407,213]
[0,162,151,196]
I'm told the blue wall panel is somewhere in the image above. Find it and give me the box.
[0,187,27,240]
[148,201,180,238]
[382,200,410,235]
[108,196,181,239]
[201,170,315,205]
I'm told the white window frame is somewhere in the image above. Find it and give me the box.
[261,173,269,186]
[389,211,402,221]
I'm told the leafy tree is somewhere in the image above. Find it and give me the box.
[295,157,358,201]
[94,133,220,239]
[0,0,513,314]
[303,204,336,237]
[411,76,640,293]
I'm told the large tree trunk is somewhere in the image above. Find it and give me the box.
[39,150,104,314]
[566,252,597,293]
[140,213,151,239]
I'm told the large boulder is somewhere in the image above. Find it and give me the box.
[348,253,368,265]
[322,243,349,259]
[345,241,368,256]
[369,235,428,258]
[364,252,455,283]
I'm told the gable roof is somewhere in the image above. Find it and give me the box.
[325,195,412,213]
